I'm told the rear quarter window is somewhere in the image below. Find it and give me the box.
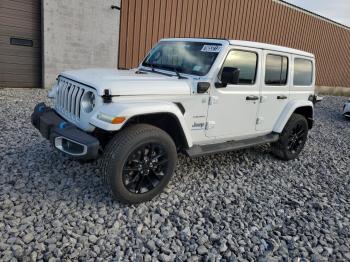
[294,58,313,86]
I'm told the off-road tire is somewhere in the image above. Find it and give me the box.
[101,124,177,204]
[272,113,308,160]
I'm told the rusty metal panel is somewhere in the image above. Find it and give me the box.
[137,0,149,62]
[191,0,199,37]
[185,0,193,36]
[158,0,167,38]
[242,0,252,40]
[248,0,258,41]
[203,0,212,37]
[118,0,128,68]
[260,0,270,42]
[174,0,182,37]
[209,0,219,37]
[131,0,142,67]
[119,0,350,87]
[125,0,135,68]
[168,0,178,37]
[197,0,206,37]
[225,0,233,37]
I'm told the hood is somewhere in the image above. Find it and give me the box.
[60,68,192,96]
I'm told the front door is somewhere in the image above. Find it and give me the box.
[256,51,290,131]
[206,47,262,139]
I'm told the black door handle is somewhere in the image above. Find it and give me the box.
[246,95,259,101]
[277,95,287,100]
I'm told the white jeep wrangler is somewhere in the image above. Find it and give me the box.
[32,38,317,204]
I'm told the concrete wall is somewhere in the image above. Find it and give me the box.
[42,0,120,87]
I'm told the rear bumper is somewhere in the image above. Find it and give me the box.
[31,103,100,160]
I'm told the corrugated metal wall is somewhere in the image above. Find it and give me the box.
[118,0,350,87]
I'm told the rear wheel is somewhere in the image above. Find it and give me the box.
[272,113,308,160]
[101,124,177,204]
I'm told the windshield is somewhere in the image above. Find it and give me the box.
[142,41,222,76]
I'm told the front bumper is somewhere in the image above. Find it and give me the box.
[343,102,350,118]
[31,103,100,160]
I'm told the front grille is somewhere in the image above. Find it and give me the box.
[55,78,86,120]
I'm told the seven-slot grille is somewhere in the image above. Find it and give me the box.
[55,78,86,120]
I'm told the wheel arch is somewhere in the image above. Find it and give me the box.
[123,112,191,150]
[273,100,314,133]
[90,101,193,149]
[293,106,314,129]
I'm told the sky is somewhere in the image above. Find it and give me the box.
[285,0,350,27]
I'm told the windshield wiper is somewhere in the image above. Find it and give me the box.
[143,62,156,72]
[171,67,187,79]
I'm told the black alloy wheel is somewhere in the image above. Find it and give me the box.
[287,123,306,154]
[272,113,308,160]
[122,143,169,194]
[101,124,177,204]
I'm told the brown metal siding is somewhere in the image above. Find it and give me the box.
[119,0,350,87]
[0,0,41,88]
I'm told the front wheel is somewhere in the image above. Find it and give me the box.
[272,113,309,160]
[101,124,177,204]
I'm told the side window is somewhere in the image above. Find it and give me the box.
[294,58,313,86]
[221,50,258,85]
[265,54,288,85]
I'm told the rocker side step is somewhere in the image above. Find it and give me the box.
[186,133,279,157]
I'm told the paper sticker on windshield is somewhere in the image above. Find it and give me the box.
[193,65,202,72]
[201,45,222,53]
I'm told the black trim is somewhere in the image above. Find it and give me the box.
[186,133,279,157]
[31,103,100,160]
[58,75,97,92]
[174,103,185,115]
[102,89,112,103]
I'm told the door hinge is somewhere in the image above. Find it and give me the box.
[208,96,219,105]
[260,96,267,103]
[205,121,216,130]
[256,117,264,125]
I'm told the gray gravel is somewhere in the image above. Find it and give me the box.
[0,88,349,261]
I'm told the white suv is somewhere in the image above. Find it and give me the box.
[32,38,317,203]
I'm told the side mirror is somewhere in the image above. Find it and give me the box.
[221,67,240,85]
[197,82,210,94]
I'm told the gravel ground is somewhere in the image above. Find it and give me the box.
[0,88,349,261]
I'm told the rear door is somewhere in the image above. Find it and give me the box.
[256,51,291,131]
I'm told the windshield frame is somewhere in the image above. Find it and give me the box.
[140,41,223,77]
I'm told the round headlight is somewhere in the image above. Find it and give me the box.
[81,91,95,113]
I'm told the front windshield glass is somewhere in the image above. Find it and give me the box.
[142,41,222,76]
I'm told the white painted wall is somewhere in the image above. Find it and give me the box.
[42,0,120,87]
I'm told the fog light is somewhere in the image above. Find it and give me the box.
[54,137,87,156]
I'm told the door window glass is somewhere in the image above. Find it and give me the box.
[221,50,258,84]
[265,54,288,85]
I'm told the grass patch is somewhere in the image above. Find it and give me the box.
[316,86,350,97]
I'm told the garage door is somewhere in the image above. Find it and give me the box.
[0,0,41,88]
